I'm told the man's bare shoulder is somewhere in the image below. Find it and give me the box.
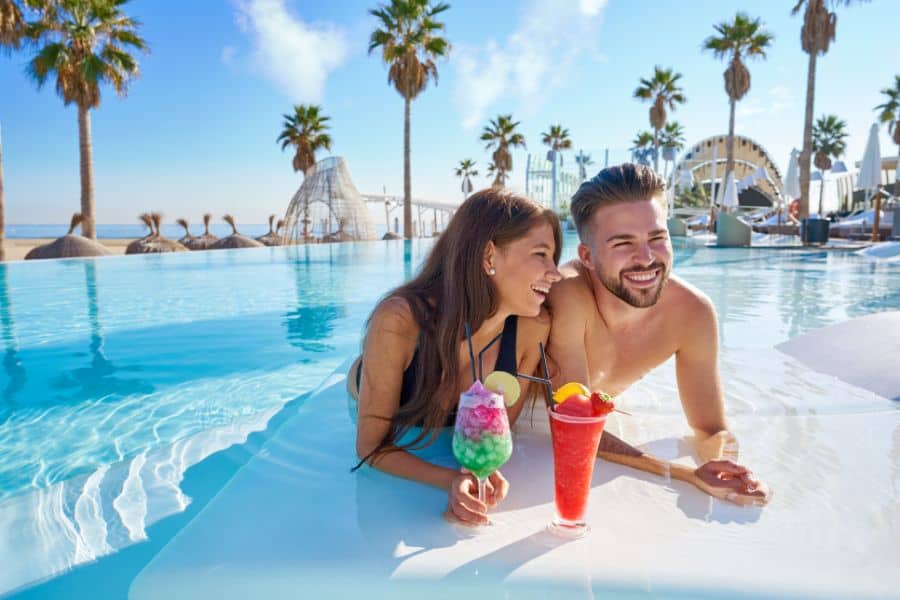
[663,275,717,327]
[547,267,595,321]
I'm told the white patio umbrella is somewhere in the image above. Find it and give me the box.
[721,171,739,211]
[858,123,884,240]
[782,149,801,202]
[858,123,882,193]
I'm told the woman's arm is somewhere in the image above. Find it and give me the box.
[355,298,492,523]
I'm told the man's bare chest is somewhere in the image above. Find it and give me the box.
[584,320,677,396]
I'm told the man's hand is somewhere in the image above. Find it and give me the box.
[692,459,770,506]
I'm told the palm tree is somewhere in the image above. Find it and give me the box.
[633,66,686,173]
[480,114,526,187]
[811,114,848,216]
[277,104,332,176]
[659,121,686,177]
[703,13,773,187]
[875,74,900,195]
[574,149,594,182]
[541,124,572,212]
[485,162,500,186]
[792,0,863,218]
[0,0,27,261]
[454,158,478,200]
[25,0,147,240]
[630,131,656,167]
[368,0,450,240]
[0,0,24,48]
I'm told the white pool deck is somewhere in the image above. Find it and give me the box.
[129,310,900,600]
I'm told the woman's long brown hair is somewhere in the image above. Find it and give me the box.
[355,188,562,469]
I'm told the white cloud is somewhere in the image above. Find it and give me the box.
[233,0,349,103]
[737,85,795,118]
[452,0,608,130]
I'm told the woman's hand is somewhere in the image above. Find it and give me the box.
[444,469,510,525]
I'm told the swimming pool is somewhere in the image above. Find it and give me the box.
[2,235,898,597]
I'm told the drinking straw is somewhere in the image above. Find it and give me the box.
[538,342,554,408]
[464,322,477,382]
[477,331,503,382]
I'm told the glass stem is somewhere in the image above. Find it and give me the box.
[477,477,487,504]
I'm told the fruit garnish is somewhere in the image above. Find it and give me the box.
[555,393,594,417]
[553,382,590,404]
[484,371,521,407]
[590,391,615,416]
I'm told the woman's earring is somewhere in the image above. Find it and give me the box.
[488,267,496,276]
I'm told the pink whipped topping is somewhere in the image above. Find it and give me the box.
[457,381,508,438]
[462,380,496,404]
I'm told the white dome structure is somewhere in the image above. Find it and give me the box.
[672,135,785,207]
[283,157,376,243]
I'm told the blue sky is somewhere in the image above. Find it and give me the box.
[0,0,896,224]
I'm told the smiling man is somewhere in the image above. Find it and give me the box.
[547,163,769,505]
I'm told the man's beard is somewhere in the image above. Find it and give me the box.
[595,261,669,308]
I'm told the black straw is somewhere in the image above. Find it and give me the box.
[538,342,553,408]
[464,322,477,382]
[477,331,503,382]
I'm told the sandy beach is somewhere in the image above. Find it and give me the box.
[2,239,134,262]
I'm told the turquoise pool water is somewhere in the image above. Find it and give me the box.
[1,235,899,596]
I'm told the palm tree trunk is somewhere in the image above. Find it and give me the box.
[0,122,6,261]
[78,104,96,239]
[798,50,817,220]
[653,129,660,173]
[726,98,736,181]
[403,96,412,240]
[817,170,826,216]
[896,141,900,197]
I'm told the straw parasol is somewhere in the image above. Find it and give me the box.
[210,215,264,249]
[195,213,219,249]
[25,214,112,260]
[176,218,195,245]
[125,213,155,254]
[256,214,285,246]
[177,218,213,251]
[126,213,188,254]
[382,232,402,240]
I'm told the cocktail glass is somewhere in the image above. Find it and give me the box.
[451,382,513,511]
[548,408,608,538]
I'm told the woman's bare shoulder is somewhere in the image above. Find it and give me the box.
[517,306,552,343]
[369,296,419,342]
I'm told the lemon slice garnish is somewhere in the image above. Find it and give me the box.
[552,382,590,404]
[484,371,521,407]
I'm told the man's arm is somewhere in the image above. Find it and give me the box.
[672,290,770,504]
[674,292,732,462]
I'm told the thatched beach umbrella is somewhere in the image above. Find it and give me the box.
[176,218,195,245]
[193,213,219,250]
[382,231,402,240]
[177,218,212,251]
[256,214,285,246]
[125,213,154,254]
[25,214,112,260]
[210,215,264,249]
[126,213,188,254]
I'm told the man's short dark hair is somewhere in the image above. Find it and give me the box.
[570,163,667,242]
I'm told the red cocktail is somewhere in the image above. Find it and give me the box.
[548,408,608,538]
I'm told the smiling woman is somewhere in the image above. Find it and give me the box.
[350,187,562,526]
